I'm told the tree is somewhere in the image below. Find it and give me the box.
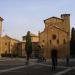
[71,27,75,40]
[70,27,75,57]
[25,31,32,64]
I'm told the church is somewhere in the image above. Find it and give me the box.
[0,14,71,58]
[0,17,19,57]
[39,14,70,58]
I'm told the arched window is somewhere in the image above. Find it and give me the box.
[52,34,56,40]
[57,39,59,44]
[43,40,45,42]
[5,43,7,45]
[50,40,51,44]
[63,39,66,44]
[42,45,44,47]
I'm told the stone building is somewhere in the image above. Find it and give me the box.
[0,35,19,57]
[18,33,39,57]
[17,41,26,57]
[23,33,39,42]
[0,16,39,58]
[0,16,20,57]
[39,14,70,58]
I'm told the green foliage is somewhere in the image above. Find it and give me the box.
[71,27,75,40]
[25,31,32,54]
[70,27,75,57]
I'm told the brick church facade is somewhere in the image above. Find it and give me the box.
[39,14,70,58]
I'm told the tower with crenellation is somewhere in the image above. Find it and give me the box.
[61,14,70,39]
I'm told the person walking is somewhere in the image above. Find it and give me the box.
[51,48,58,71]
[66,56,69,66]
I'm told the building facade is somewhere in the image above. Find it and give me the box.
[17,41,26,57]
[19,33,39,57]
[39,14,70,58]
[0,35,19,57]
[0,17,20,57]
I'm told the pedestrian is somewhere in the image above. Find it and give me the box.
[66,56,69,66]
[51,49,58,71]
[42,57,46,62]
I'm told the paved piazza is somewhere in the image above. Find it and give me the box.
[0,58,75,75]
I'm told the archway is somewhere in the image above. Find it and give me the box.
[51,48,58,59]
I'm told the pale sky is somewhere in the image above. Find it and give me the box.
[0,0,75,40]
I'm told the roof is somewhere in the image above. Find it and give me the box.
[3,35,12,39]
[44,16,63,22]
[2,35,20,42]
[30,33,38,37]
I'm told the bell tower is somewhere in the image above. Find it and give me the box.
[61,14,70,35]
[0,17,3,36]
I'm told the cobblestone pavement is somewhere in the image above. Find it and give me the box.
[0,64,66,75]
[0,58,75,75]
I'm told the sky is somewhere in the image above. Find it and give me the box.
[0,0,75,40]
